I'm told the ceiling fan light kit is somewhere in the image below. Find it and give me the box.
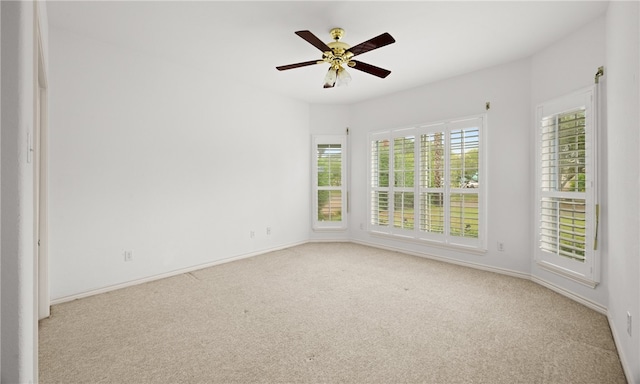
[277,28,395,89]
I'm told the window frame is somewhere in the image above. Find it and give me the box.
[312,135,347,231]
[534,86,599,287]
[368,115,487,252]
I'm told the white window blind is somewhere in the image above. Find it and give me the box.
[448,126,480,239]
[420,132,445,234]
[371,137,390,227]
[313,136,347,230]
[535,87,598,286]
[369,115,486,251]
[393,136,415,230]
[540,109,587,261]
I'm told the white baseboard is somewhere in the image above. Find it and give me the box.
[50,240,308,305]
[350,239,531,280]
[608,312,635,384]
[308,238,351,243]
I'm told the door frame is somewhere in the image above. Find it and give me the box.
[34,1,49,321]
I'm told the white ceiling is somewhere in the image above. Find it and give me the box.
[47,1,609,105]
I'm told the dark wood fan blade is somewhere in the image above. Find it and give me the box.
[348,32,395,57]
[295,30,331,52]
[350,60,391,78]
[276,60,321,71]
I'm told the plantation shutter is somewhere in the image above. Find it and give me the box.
[313,136,347,230]
[393,136,415,230]
[369,115,485,250]
[370,136,390,227]
[419,131,445,235]
[317,144,343,222]
[449,125,480,239]
[535,86,598,286]
[540,109,587,261]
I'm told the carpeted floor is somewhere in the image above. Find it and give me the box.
[39,242,627,383]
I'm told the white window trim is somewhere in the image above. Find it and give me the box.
[367,114,487,252]
[312,135,347,231]
[534,86,600,288]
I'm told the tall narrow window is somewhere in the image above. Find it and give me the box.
[313,136,347,230]
[369,116,486,251]
[535,87,598,287]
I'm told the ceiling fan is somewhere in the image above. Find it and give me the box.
[276,28,396,88]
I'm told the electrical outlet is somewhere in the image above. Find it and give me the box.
[124,250,133,262]
[250,230,255,239]
[497,242,505,252]
[266,227,271,235]
[627,312,632,336]
[360,223,364,230]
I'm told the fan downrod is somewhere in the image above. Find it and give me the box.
[330,28,345,41]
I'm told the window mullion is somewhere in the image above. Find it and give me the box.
[389,138,395,231]
[554,114,560,192]
[444,127,451,239]
[554,198,560,256]
[413,135,419,235]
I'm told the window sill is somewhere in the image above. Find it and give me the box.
[369,230,487,256]
[536,260,599,289]
[312,226,348,232]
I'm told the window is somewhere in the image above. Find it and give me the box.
[312,135,347,230]
[369,115,486,250]
[535,86,599,287]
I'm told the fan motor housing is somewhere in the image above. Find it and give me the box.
[328,41,350,55]
[328,28,351,57]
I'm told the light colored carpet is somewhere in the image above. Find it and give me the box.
[39,242,627,383]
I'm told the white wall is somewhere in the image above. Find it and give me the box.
[49,28,311,300]
[1,1,48,382]
[530,16,606,105]
[530,17,608,307]
[310,104,350,136]
[347,58,532,276]
[606,2,640,382]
